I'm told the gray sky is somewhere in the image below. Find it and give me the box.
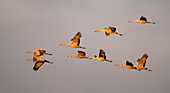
[0,0,170,93]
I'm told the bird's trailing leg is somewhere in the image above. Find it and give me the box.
[45,60,54,64]
[113,32,123,36]
[45,53,52,55]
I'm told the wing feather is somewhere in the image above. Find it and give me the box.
[126,61,133,67]
[137,54,148,67]
[140,16,147,21]
[99,49,106,59]
[78,51,86,56]
[33,61,44,71]
[70,32,81,46]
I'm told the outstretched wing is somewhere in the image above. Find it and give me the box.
[136,54,148,67]
[126,60,133,67]
[78,51,86,56]
[39,49,46,55]
[109,27,116,32]
[33,61,45,71]
[70,32,82,46]
[99,49,106,59]
[140,16,147,21]
[105,32,110,36]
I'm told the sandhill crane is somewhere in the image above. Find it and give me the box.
[89,49,112,62]
[115,60,137,70]
[59,32,86,49]
[26,48,52,57]
[27,56,53,71]
[68,51,90,59]
[134,54,152,71]
[95,25,122,36]
[115,54,151,71]
[129,16,155,24]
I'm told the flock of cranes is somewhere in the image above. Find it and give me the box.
[26,16,155,71]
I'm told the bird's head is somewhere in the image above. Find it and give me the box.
[26,51,31,53]
[128,20,134,23]
[114,64,119,66]
[68,56,73,57]
[59,43,65,46]
[94,30,99,32]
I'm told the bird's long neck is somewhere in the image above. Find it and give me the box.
[95,29,107,32]
[60,43,70,46]
[68,55,76,58]
[129,20,139,23]
[115,64,124,67]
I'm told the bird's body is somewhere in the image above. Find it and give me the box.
[129,16,155,24]
[59,32,86,49]
[68,51,90,59]
[33,57,53,71]
[115,54,151,71]
[27,56,53,71]
[89,49,112,62]
[134,54,151,71]
[95,25,122,36]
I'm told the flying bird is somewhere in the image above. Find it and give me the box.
[89,49,112,62]
[68,51,90,59]
[129,16,155,24]
[33,57,53,71]
[27,56,53,71]
[95,25,122,36]
[115,53,151,71]
[134,54,151,71]
[59,32,86,49]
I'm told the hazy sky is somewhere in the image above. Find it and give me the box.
[1,0,170,93]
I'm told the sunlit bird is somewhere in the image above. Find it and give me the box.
[68,51,90,59]
[129,16,155,24]
[26,48,52,57]
[134,53,152,71]
[27,56,53,71]
[89,49,112,62]
[115,60,137,70]
[59,32,86,49]
[95,25,122,36]
[115,53,151,71]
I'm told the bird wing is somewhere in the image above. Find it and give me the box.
[39,49,46,55]
[78,51,86,56]
[136,54,148,67]
[109,27,116,32]
[136,58,140,65]
[99,49,106,59]
[126,61,133,67]
[140,16,147,21]
[70,32,82,46]
[105,32,110,36]
[33,61,45,71]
